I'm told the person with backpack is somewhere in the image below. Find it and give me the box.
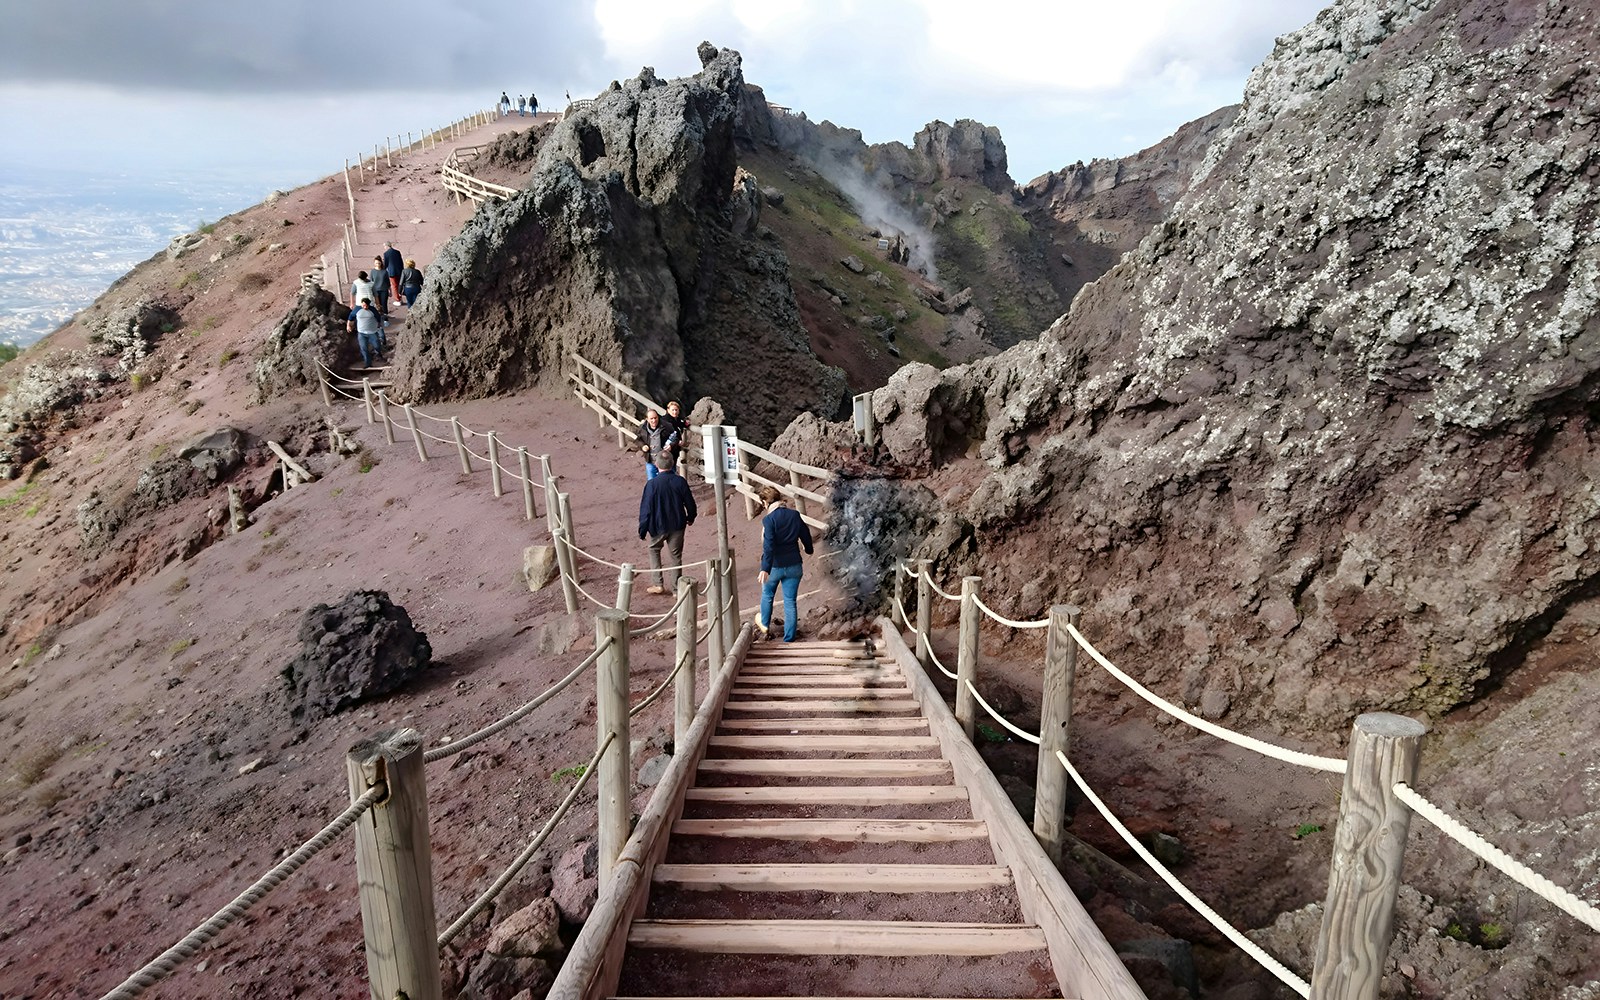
[755,486,813,642]
[637,448,697,596]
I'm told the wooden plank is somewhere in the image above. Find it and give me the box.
[684,785,966,805]
[671,818,984,842]
[707,734,938,751]
[721,699,920,713]
[653,863,1012,893]
[738,664,901,675]
[610,996,1046,1000]
[627,919,1044,956]
[716,717,928,732]
[698,758,950,778]
[876,619,1148,1000]
[734,672,905,684]
[729,686,913,699]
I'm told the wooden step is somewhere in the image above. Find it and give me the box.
[717,717,928,732]
[683,785,966,805]
[653,863,1012,893]
[707,735,938,752]
[729,686,913,699]
[721,699,920,713]
[670,818,986,842]
[627,919,1045,956]
[697,759,950,778]
[734,672,905,685]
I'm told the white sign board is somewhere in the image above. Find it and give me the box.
[699,425,740,485]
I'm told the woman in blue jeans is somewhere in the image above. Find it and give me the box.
[755,486,813,642]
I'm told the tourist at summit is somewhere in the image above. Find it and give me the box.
[500,92,510,116]
[530,93,539,116]
[637,448,697,596]
[637,408,678,480]
[517,95,527,116]
[382,242,405,303]
[756,485,813,643]
[399,259,424,307]
[370,256,391,316]
[347,298,385,369]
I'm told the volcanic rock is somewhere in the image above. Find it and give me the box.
[252,286,351,403]
[281,591,432,721]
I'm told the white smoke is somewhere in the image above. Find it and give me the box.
[806,151,940,286]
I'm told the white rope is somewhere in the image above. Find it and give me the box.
[963,679,1040,745]
[893,595,913,629]
[1065,624,1346,774]
[570,576,614,610]
[1393,782,1600,932]
[916,566,960,602]
[1056,750,1312,997]
[630,586,691,634]
[424,637,612,762]
[568,541,627,570]
[436,733,610,947]
[630,654,689,717]
[971,595,1050,630]
[417,426,456,447]
[926,641,957,681]
[97,785,385,1000]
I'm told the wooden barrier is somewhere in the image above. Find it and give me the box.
[1033,605,1080,864]
[1310,713,1426,1000]
[595,611,631,884]
[956,575,981,740]
[674,576,698,748]
[915,558,933,671]
[346,729,443,1000]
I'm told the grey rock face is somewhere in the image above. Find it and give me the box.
[821,0,1600,733]
[395,45,844,442]
[252,287,350,404]
[280,591,432,721]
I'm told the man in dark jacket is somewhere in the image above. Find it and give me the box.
[381,242,405,305]
[636,409,678,480]
[638,449,697,595]
[757,485,813,642]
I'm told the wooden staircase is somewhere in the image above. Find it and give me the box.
[613,638,1064,999]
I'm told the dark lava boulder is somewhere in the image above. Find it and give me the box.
[282,590,433,721]
[252,286,351,404]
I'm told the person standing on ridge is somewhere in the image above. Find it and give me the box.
[517,95,526,116]
[382,242,404,305]
[500,92,510,116]
[756,485,813,643]
[530,93,538,116]
[638,449,697,596]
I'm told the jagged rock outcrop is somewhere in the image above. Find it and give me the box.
[252,287,350,404]
[392,43,846,442]
[822,0,1599,737]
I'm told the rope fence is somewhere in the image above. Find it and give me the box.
[630,654,691,718]
[98,784,387,1000]
[967,680,1040,745]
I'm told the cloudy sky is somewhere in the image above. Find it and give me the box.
[0,0,1330,187]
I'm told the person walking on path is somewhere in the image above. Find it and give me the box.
[399,259,424,307]
[370,256,391,316]
[638,449,697,596]
[500,92,511,116]
[756,485,813,642]
[530,93,538,116]
[382,242,405,304]
[662,399,687,469]
[347,298,385,369]
[517,95,527,116]
[637,408,678,480]
[350,270,378,312]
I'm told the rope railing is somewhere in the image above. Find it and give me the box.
[629,653,690,718]
[1065,623,1347,774]
[436,733,611,947]
[423,637,612,763]
[912,565,961,602]
[1055,750,1312,997]
[966,680,1041,745]
[925,639,957,681]
[1393,782,1600,932]
[972,595,1050,630]
[97,784,387,1000]
[631,585,691,636]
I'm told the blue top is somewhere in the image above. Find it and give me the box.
[382,247,404,278]
[638,471,697,539]
[760,505,813,572]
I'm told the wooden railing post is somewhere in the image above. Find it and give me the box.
[707,426,731,591]
[863,395,877,447]
[558,491,579,552]
[487,431,503,497]
[616,563,635,612]
[595,610,631,884]
[378,391,395,445]
[892,559,905,629]
[915,558,933,670]
[554,527,579,615]
[1309,713,1427,1000]
[518,447,536,520]
[956,576,981,740]
[722,549,741,648]
[788,467,808,521]
[346,729,443,1000]
[362,379,374,424]
[320,372,332,408]
[541,457,559,536]
[405,403,428,462]
[612,384,626,449]
[674,576,698,749]
[451,417,471,474]
[1033,604,1080,864]
[705,559,725,673]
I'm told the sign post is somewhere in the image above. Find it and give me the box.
[701,425,739,590]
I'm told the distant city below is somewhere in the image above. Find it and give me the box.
[0,164,295,349]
